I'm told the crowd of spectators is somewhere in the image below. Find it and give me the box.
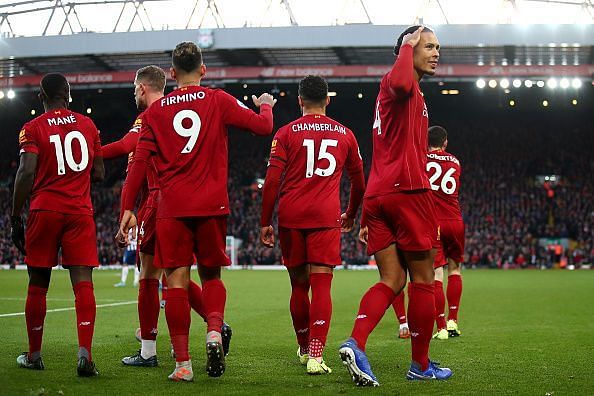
[0,95,591,269]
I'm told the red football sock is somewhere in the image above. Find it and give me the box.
[25,285,48,358]
[350,282,395,351]
[308,273,333,358]
[188,280,206,320]
[447,274,462,322]
[160,273,168,302]
[73,281,96,361]
[290,278,310,352]
[202,278,226,333]
[434,280,447,331]
[138,279,160,341]
[165,287,190,362]
[391,290,407,324]
[408,282,435,371]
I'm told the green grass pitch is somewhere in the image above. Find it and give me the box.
[1,269,593,395]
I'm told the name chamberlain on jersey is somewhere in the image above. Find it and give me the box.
[427,152,460,166]
[291,122,347,134]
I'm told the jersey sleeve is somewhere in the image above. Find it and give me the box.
[267,128,288,169]
[386,44,415,98]
[344,132,366,219]
[18,123,39,155]
[218,91,274,136]
[102,131,138,159]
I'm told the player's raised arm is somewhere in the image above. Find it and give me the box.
[101,130,138,159]
[387,26,423,97]
[220,90,276,135]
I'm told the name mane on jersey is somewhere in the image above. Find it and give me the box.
[427,152,460,166]
[160,91,206,107]
[291,122,346,134]
[47,114,77,126]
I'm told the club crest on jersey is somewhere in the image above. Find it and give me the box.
[18,128,27,144]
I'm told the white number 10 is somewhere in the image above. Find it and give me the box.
[173,109,202,154]
[302,138,338,178]
[49,131,89,175]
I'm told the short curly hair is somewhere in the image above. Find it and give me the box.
[172,41,203,73]
[298,75,328,104]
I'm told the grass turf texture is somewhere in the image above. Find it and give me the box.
[0,269,593,395]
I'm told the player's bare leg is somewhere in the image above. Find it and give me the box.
[17,267,51,371]
[340,243,405,386]
[391,290,410,338]
[433,266,448,340]
[287,265,310,365]
[68,266,98,377]
[164,266,193,381]
[198,265,226,377]
[446,259,462,337]
[123,252,161,367]
[307,264,334,374]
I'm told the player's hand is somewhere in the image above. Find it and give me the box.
[260,225,275,248]
[402,26,424,48]
[116,211,137,248]
[253,93,277,108]
[358,226,369,245]
[341,213,355,233]
[10,215,26,255]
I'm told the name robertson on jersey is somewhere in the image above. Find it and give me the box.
[427,152,460,165]
[161,91,206,107]
[291,123,346,134]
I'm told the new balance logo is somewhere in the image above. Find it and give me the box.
[312,320,326,326]
[32,326,43,331]
[449,306,457,310]
[297,328,308,334]
[79,321,91,326]
[438,314,445,318]
[411,332,419,338]
[356,314,367,320]
[150,328,158,335]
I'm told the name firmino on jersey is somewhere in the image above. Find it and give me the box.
[291,123,346,134]
[161,91,206,107]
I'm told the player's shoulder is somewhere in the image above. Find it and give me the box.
[443,150,461,165]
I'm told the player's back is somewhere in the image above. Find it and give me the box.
[426,149,462,220]
[274,114,360,229]
[143,85,258,217]
[19,109,100,215]
[366,73,430,197]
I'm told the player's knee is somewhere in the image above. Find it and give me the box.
[28,267,52,288]
[434,266,444,282]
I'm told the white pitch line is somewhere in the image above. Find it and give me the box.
[0,297,123,302]
[0,300,136,318]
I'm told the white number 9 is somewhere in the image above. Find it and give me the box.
[173,109,201,154]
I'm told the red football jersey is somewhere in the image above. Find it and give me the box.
[365,45,431,197]
[134,85,273,218]
[426,149,462,220]
[18,109,101,215]
[268,114,363,229]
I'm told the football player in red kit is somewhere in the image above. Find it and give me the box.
[426,126,464,340]
[339,26,452,386]
[260,75,365,375]
[118,42,276,381]
[11,73,104,377]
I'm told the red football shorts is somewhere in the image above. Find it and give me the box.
[25,210,99,268]
[363,190,438,256]
[155,216,230,268]
[278,227,341,267]
[434,218,465,268]
[138,205,156,256]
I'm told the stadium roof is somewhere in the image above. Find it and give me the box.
[0,0,593,37]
